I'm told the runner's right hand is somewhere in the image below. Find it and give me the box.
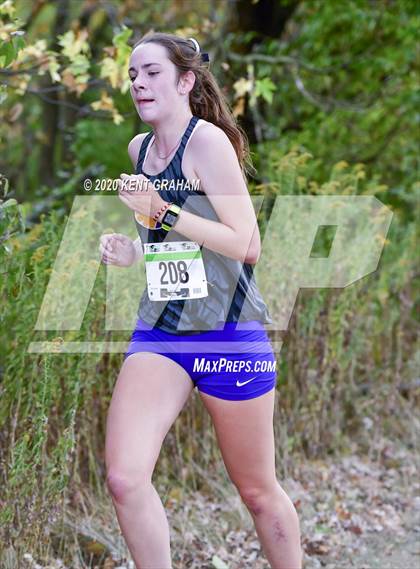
[99,233,136,267]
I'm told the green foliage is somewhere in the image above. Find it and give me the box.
[0,0,418,561]
[257,150,418,456]
[0,31,24,66]
[237,0,419,203]
[0,0,25,67]
[0,174,25,259]
[57,29,91,82]
[0,208,108,549]
[71,118,134,177]
[254,77,276,105]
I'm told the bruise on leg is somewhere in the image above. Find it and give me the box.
[273,518,287,542]
[243,496,288,541]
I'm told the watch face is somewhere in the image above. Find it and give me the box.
[165,212,176,224]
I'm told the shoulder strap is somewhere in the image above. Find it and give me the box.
[173,116,199,165]
[136,132,154,174]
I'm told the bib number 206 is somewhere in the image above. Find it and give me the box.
[159,260,189,285]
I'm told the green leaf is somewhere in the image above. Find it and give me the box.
[2,198,17,208]
[2,242,12,254]
[1,175,9,197]
[113,26,132,65]
[112,25,133,49]
[211,555,229,569]
[0,41,15,67]
[255,77,277,104]
[11,33,25,53]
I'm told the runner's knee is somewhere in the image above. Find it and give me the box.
[237,482,279,516]
[106,470,153,505]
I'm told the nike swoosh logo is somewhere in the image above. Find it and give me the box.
[236,376,257,387]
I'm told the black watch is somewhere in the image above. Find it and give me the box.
[161,203,181,232]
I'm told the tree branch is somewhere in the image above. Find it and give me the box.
[0,80,137,120]
[227,51,359,75]
[289,65,374,113]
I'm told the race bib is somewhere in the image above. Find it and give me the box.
[144,241,209,301]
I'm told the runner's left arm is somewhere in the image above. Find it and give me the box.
[159,123,261,265]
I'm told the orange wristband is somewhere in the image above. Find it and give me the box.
[152,202,172,222]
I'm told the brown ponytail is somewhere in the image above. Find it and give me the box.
[132,32,255,179]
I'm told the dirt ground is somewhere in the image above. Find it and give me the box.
[7,444,419,569]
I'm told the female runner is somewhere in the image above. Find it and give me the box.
[99,32,302,569]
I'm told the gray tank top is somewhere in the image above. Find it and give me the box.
[134,115,273,333]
